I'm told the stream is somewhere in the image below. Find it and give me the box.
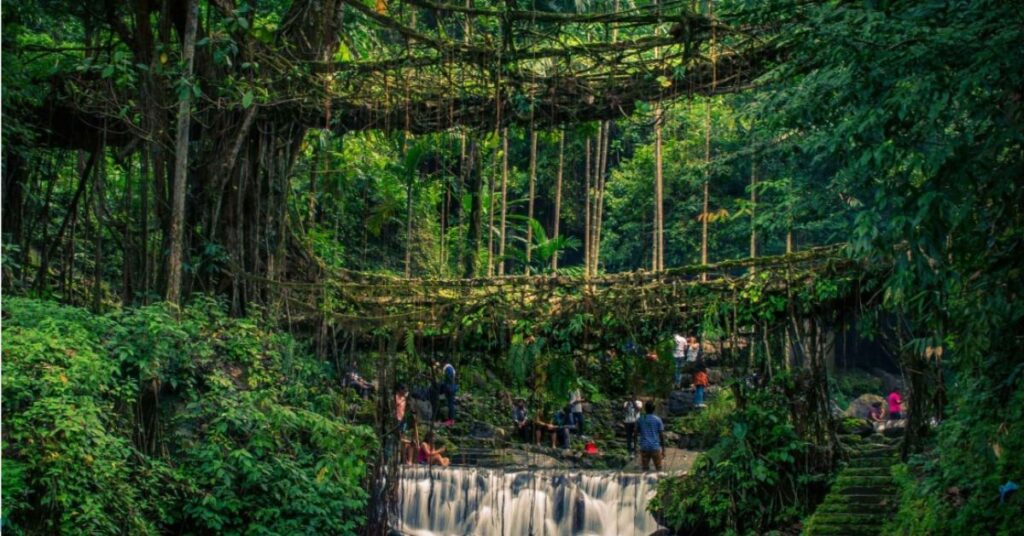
[393,466,664,536]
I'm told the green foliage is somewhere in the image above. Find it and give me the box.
[673,388,736,449]
[2,297,374,535]
[653,382,815,535]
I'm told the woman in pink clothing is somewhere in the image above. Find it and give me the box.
[887,387,903,420]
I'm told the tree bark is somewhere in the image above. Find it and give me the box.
[750,159,757,264]
[165,0,199,305]
[552,130,564,271]
[463,139,482,278]
[584,136,592,277]
[487,131,499,276]
[653,106,664,272]
[700,0,716,281]
[497,127,509,275]
[524,128,538,274]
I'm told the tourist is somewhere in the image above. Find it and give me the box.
[533,408,560,448]
[513,398,530,442]
[418,431,450,466]
[344,369,373,398]
[395,383,409,434]
[887,387,903,420]
[868,401,885,423]
[403,419,420,464]
[623,393,643,455]
[673,333,688,387]
[569,388,586,436]
[637,400,665,471]
[553,405,572,448]
[686,336,702,363]
[693,366,709,408]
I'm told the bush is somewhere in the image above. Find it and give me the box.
[673,389,736,448]
[2,297,375,535]
[653,382,818,535]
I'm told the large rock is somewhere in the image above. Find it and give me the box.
[668,390,696,415]
[408,398,433,421]
[845,394,886,419]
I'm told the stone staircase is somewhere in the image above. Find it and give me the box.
[804,434,900,536]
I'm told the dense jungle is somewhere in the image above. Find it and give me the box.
[1,0,1022,535]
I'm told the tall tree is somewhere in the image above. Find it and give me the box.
[524,128,538,274]
[551,130,565,271]
[497,128,509,275]
[165,0,198,305]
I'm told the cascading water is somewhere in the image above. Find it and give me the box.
[394,466,664,536]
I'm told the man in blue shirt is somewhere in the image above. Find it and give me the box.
[637,400,665,471]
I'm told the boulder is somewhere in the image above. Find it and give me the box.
[668,390,696,415]
[845,394,886,419]
[408,398,433,421]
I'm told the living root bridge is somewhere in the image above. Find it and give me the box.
[243,245,862,334]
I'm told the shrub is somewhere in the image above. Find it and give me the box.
[2,297,375,535]
[653,383,817,535]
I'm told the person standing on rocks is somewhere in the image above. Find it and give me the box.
[637,400,665,471]
[440,361,457,425]
[673,333,688,388]
[623,393,643,455]
[513,398,530,442]
[887,387,903,420]
[569,388,586,436]
[693,366,709,408]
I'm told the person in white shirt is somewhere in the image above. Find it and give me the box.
[622,393,643,455]
[569,389,586,435]
[673,333,688,387]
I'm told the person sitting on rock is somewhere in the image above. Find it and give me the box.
[868,401,885,423]
[532,408,561,448]
[513,398,531,442]
[418,431,449,466]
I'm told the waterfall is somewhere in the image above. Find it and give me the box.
[394,466,664,536]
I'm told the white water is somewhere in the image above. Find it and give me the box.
[394,466,663,536]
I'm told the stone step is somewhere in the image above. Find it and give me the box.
[820,493,896,507]
[813,502,890,515]
[846,455,897,468]
[835,475,894,487]
[806,522,887,536]
[836,485,895,496]
[809,512,889,525]
[841,466,892,477]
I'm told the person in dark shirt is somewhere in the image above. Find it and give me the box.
[637,400,665,471]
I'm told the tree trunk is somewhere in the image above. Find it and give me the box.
[487,131,499,276]
[750,159,757,265]
[593,121,610,275]
[524,128,538,274]
[92,144,106,312]
[497,128,509,275]
[584,136,592,277]
[463,139,482,278]
[700,0,717,281]
[405,172,414,277]
[653,106,664,272]
[165,0,199,305]
[552,130,564,271]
